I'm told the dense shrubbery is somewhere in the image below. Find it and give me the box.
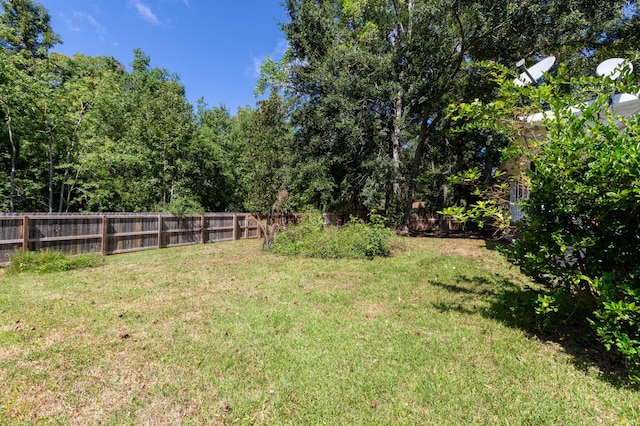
[270,212,394,259]
[7,250,105,274]
[508,81,640,381]
[447,65,640,381]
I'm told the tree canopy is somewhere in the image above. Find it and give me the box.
[0,0,638,217]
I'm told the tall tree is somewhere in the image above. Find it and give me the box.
[278,0,635,226]
[239,92,293,213]
[0,0,59,57]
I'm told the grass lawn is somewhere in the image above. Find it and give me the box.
[0,237,638,424]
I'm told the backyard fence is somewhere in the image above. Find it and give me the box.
[0,213,259,265]
[409,212,462,233]
[0,211,463,265]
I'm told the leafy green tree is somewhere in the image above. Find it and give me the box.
[191,100,245,211]
[239,92,293,213]
[0,0,60,57]
[277,0,635,227]
[74,49,196,212]
[0,0,61,211]
[0,48,29,211]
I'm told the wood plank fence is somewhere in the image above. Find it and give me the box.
[0,213,259,265]
[0,211,463,265]
[409,212,462,233]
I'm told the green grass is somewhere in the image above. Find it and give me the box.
[5,250,105,274]
[0,238,638,424]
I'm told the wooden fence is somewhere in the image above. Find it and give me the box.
[0,213,259,265]
[0,211,464,265]
[409,212,462,233]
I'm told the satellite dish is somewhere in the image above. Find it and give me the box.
[596,58,633,80]
[610,92,640,119]
[514,56,556,87]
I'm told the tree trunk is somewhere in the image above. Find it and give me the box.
[44,119,54,213]
[402,112,440,231]
[5,104,16,213]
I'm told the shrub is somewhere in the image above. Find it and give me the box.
[7,250,105,274]
[506,76,640,381]
[270,212,394,259]
[447,63,640,381]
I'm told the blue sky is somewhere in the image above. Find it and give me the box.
[39,0,288,112]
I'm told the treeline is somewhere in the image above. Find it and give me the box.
[1,0,638,220]
[0,0,251,213]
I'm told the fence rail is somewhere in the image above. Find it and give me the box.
[0,211,464,265]
[0,213,259,265]
[409,212,462,233]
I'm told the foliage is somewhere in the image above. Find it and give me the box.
[0,2,249,214]
[276,0,636,228]
[1,0,637,218]
[238,92,293,214]
[6,249,104,274]
[271,211,394,259]
[0,0,60,57]
[448,62,640,380]
[441,167,512,237]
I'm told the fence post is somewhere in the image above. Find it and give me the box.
[201,214,206,244]
[158,215,163,249]
[101,215,108,255]
[22,215,29,252]
[255,215,261,239]
[232,214,238,240]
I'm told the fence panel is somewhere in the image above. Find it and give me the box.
[162,215,202,248]
[28,215,103,254]
[244,215,260,239]
[107,215,160,254]
[204,214,235,243]
[0,213,260,265]
[0,217,24,264]
[410,213,461,232]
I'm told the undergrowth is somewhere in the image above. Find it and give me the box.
[6,250,105,274]
[270,212,395,259]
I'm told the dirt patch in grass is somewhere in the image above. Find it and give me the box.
[353,301,392,319]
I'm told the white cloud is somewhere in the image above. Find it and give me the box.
[58,13,81,32]
[274,39,289,56]
[129,0,161,26]
[183,0,190,6]
[73,12,107,39]
[247,39,289,78]
[251,56,264,78]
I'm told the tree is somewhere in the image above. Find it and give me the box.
[237,93,294,246]
[280,0,405,215]
[0,0,60,57]
[74,49,196,212]
[277,0,635,228]
[0,0,61,211]
[190,100,245,211]
[0,48,29,212]
[239,92,293,213]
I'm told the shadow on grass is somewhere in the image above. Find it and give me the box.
[428,260,637,390]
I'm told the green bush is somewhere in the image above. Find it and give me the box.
[448,64,640,381]
[7,250,105,274]
[271,212,394,259]
[506,76,640,381]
